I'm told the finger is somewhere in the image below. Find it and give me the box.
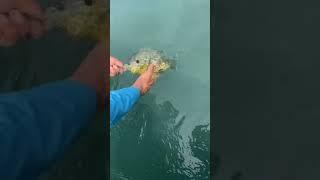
[0,14,19,46]
[148,64,156,70]
[110,66,119,76]
[114,60,124,68]
[113,65,125,74]
[8,10,29,37]
[112,68,121,76]
[15,0,44,20]
[29,19,44,39]
[110,70,116,77]
[110,56,124,67]
[146,64,156,75]
[112,65,119,72]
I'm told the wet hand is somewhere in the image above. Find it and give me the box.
[132,64,156,95]
[110,56,125,77]
[0,0,45,47]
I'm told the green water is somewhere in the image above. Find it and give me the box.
[110,0,210,179]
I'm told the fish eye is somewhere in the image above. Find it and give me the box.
[136,60,139,63]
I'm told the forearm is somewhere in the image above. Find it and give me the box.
[0,80,97,179]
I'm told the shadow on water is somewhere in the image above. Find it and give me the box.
[110,73,210,180]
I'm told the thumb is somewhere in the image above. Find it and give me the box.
[146,64,155,74]
[16,0,44,20]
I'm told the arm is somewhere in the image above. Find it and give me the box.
[0,80,97,180]
[110,87,140,127]
[109,64,156,128]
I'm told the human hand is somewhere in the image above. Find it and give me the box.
[110,56,125,77]
[132,64,156,95]
[70,42,107,105]
[0,0,45,47]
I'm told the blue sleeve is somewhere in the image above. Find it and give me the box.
[110,87,140,127]
[0,80,97,180]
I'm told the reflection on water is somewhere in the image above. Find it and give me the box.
[189,125,210,179]
[110,90,210,180]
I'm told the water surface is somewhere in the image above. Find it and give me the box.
[110,0,210,179]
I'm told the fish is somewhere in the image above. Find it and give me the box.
[45,0,107,41]
[124,48,175,78]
